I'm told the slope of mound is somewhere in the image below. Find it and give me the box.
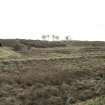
[0,47,21,59]
[74,96,105,105]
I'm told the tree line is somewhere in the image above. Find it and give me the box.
[42,35,71,41]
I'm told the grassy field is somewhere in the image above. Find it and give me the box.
[0,40,105,105]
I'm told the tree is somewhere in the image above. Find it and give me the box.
[52,35,55,41]
[42,35,46,40]
[55,36,59,41]
[65,35,72,41]
[65,36,69,40]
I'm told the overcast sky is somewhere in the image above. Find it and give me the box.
[0,0,105,41]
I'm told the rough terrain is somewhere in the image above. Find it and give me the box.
[0,39,105,105]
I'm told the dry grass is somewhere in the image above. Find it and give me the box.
[0,40,105,105]
[74,96,105,105]
[0,47,21,59]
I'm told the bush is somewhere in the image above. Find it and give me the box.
[13,44,27,52]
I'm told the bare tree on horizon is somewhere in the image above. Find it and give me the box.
[52,35,55,41]
[52,35,59,41]
[42,35,46,40]
[55,36,59,41]
[65,35,72,41]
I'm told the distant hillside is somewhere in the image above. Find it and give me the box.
[0,39,66,48]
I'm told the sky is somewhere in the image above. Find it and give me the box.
[0,0,105,41]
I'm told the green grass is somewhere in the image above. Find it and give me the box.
[0,47,21,59]
[74,96,105,105]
